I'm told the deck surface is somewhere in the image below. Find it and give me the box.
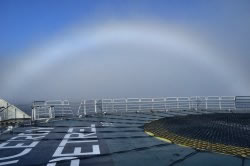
[0,110,249,166]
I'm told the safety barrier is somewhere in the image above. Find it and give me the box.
[235,96,250,109]
[32,96,250,119]
[32,100,73,120]
[0,99,30,121]
[78,96,240,115]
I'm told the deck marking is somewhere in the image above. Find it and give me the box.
[47,124,100,166]
[0,149,32,160]
[0,127,53,164]
[0,160,19,165]
[70,159,80,166]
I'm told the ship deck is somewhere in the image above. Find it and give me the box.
[0,110,249,166]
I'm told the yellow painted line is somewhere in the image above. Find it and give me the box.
[145,129,250,159]
[146,131,172,143]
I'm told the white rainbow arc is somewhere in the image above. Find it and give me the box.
[1,21,249,96]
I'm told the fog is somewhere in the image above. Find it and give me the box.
[0,1,250,103]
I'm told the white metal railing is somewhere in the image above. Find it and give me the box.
[32,100,73,120]
[0,99,30,121]
[32,96,250,119]
[235,96,250,109]
[78,96,240,116]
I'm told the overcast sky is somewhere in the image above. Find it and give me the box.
[0,0,250,103]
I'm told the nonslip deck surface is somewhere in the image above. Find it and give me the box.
[0,110,249,166]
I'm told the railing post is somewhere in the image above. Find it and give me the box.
[94,100,97,114]
[6,103,8,120]
[32,107,34,121]
[49,106,52,118]
[151,98,153,111]
[52,106,55,118]
[15,108,17,120]
[100,100,103,114]
[84,100,86,115]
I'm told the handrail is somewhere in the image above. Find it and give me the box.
[32,96,250,120]
[78,96,245,116]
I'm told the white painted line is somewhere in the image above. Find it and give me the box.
[49,157,77,162]
[47,163,56,166]
[70,159,80,166]
[0,160,19,165]
[0,148,32,160]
